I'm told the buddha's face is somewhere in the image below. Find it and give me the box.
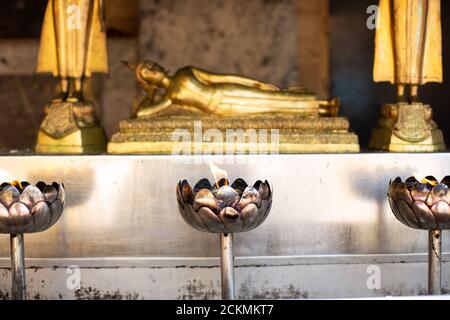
[138,62,168,87]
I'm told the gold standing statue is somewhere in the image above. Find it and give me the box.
[370,0,445,151]
[35,0,108,154]
[108,61,360,154]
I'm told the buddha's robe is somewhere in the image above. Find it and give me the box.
[37,0,108,78]
[374,0,442,85]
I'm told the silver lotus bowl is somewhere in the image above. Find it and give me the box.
[0,181,65,234]
[388,176,450,230]
[176,178,272,233]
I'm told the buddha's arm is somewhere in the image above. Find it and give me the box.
[191,67,279,91]
[137,97,172,118]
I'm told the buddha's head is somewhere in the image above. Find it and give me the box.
[124,60,170,89]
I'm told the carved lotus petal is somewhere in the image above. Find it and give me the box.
[20,186,44,209]
[427,184,450,207]
[395,199,420,229]
[410,183,431,202]
[431,201,450,229]
[43,185,58,203]
[0,186,20,209]
[411,201,437,229]
[390,183,413,206]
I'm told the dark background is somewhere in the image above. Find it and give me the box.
[0,0,449,150]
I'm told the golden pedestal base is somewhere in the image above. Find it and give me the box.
[108,115,360,154]
[36,127,107,154]
[370,103,446,152]
[35,100,107,154]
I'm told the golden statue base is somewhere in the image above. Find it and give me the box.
[36,127,107,154]
[108,115,360,154]
[369,103,446,152]
[35,100,107,154]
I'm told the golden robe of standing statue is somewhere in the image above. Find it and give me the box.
[37,0,108,100]
[374,0,443,100]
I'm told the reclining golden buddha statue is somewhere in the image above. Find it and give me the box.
[127,61,336,118]
[108,61,359,154]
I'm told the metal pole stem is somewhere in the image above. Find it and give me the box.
[220,233,235,300]
[428,229,441,295]
[10,234,26,300]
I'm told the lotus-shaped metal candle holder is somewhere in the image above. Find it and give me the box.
[388,176,449,295]
[177,178,272,233]
[177,178,272,299]
[0,181,65,300]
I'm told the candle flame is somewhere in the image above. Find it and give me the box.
[421,177,438,187]
[11,180,23,189]
[209,162,228,187]
[410,172,439,187]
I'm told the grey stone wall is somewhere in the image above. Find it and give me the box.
[0,76,52,150]
[138,0,300,88]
